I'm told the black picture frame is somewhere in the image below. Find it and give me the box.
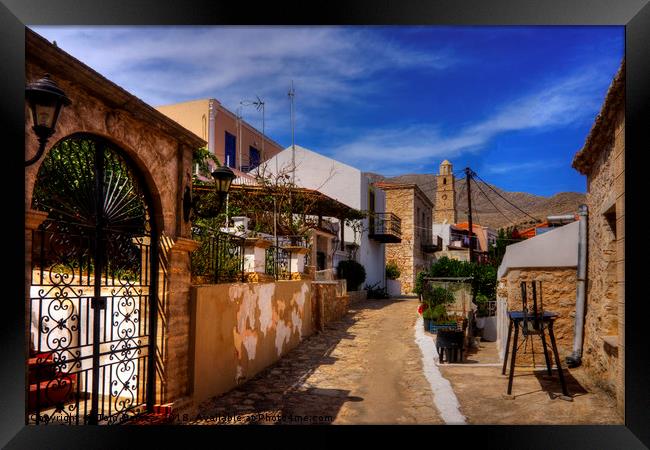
[1,0,648,448]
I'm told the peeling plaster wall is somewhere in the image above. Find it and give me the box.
[191,281,313,404]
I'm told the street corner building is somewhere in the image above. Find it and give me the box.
[25,28,207,424]
[571,60,625,417]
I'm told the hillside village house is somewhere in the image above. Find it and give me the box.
[496,60,624,418]
[157,98,283,171]
[571,60,625,416]
[376,182,436,294]
[260,145,401,290]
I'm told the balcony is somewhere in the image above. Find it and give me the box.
[422,235,442,253]
[368,212,402,243]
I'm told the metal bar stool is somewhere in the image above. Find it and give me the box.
[501,281,570,399]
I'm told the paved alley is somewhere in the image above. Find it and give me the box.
[186,297,443,425]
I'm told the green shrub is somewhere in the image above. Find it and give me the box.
[385,261,401,280]
[423,286,456,308]
[337,260,366,291]
[414,256,497,302]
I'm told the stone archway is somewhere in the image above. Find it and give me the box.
[27,133,160,424]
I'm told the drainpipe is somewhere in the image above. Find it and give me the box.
[567,204,588,367]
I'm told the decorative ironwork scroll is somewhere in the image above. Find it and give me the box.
[29,134,157,425]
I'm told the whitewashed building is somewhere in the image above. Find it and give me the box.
[258,145,401,289]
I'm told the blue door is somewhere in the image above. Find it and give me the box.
[225,131,236,168]
[249,146,260,170]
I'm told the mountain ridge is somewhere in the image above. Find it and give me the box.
[366,172,586,230]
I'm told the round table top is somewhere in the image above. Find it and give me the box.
[508,310,558,320]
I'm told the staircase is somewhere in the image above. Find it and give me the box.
[28,350,77,412]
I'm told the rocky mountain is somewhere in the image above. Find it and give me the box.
[366,172,586,230]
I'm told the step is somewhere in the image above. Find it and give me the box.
[28,375,77,411]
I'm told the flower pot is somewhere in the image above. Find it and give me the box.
[429,321,458,334]
[423,318,432,331]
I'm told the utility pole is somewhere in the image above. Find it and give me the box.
[465,167,474,263]
[288,80,296,184]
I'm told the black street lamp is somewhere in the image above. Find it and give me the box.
[211,165,237,210]
[25,74,71,166]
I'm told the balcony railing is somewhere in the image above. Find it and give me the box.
[368,212,402,243]
[191,227,246,283]
[421,235,442,253]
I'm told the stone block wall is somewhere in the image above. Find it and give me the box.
[311,282,350,331]
[383,185,434,294]
[581,109,625,403]
[501,268,577,366]
[385,188,415,293]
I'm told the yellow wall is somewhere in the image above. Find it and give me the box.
[156,99,283,169]
[156,99,210,141]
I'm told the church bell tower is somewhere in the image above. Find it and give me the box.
[434,160,457,224]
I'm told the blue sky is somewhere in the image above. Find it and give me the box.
[31,26,623,196]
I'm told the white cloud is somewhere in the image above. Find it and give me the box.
[329,68,610,174]
[30,26,455,140]
[483,160,565,175]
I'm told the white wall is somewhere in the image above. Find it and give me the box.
[432,223,451,246]
[260,145,387,288]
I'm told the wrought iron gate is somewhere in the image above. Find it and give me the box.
[28,134,158,424]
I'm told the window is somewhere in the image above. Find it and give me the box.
[249,146,260,170]
[225,131,236,168]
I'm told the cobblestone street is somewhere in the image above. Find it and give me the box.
[186,297,443,425]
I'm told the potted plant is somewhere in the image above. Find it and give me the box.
[419,302,433,331]
[385,262,401,297]
[423,287,457,333]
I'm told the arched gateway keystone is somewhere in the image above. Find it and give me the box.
[25,28,205,425]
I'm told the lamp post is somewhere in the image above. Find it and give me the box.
[25,74,71,166]
[211,165,237,219]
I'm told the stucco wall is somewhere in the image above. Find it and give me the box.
[191,281,313,404]
[500,268,577,366]
[157,99,283,169]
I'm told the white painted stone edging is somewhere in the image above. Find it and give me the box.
[414,315,467,424]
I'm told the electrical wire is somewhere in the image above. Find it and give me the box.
[470,174,519,227]
[471,171,540,223]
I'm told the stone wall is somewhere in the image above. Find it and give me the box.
[311,282,350,331]
[383,186,434,294]
[500,268,577,366]
[26,31,205,411]
[580,109,625,402]
[571,63,624,415]
[385,188,415,293]
[190,281,313,405]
